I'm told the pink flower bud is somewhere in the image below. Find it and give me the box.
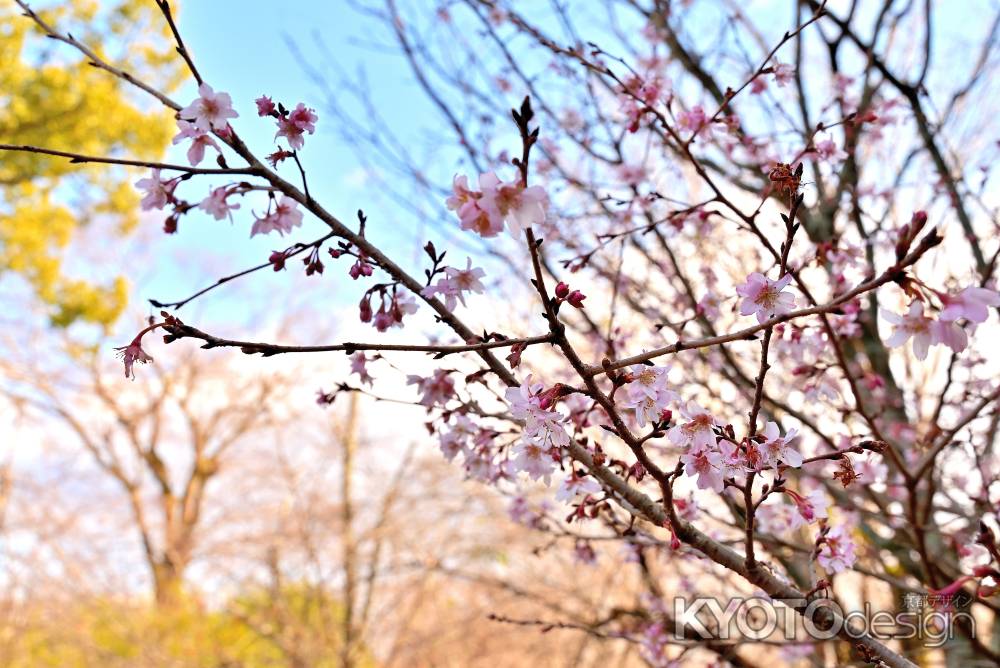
[359,296,373,323]
[567,290,587,308]
[555,281,570,299]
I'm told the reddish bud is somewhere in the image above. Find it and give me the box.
[567,290,587,308]
[268,250,287,271]
[358,296,373,323]
[554,281,570,299]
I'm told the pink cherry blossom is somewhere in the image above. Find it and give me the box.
[771,62,795,87]
[479,172,548,238]
[786,488,828,530]
[172,119,221,166]
[667,401,718,451]
[510,440,556,483]
[680,448,724,492]
[250,196,303,237]
[422,258,486,310]
[677,105,707,134]
[932,319,968,354]
[505,376,570,450]
[276,103,319,150]
[114,337,154,380]
[198,186,240,221]
[623,365,676,427]
[179,83,238,133]
[255,95,276,116]
[817,525,857,573]
[349,351,373,386]
[939,286,1000,323]
[737,272,795,323]
[815,138,847,162]
[134,169,173,211]
[760,421,803,469]
[881,301,935,360]
[555,472,601,503]
[407,369,456,407]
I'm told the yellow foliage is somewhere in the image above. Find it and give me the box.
[0,0,181,327]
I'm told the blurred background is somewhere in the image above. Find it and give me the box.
[0,1,656,666]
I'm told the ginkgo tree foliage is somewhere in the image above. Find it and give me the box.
[0,0,179,326]
[8,0,1000,666]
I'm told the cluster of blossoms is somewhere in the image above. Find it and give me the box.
[668,402,725,491]
[255,96,319,150]
[421,258,487,310]
[135,85,321,240]
[447,172,547,238]
[757,490,857,574]
[622,364,678,428]
[504,377,571,484]
[665,399,805,493]
[617,70,670,133]
[882,286,1000,360]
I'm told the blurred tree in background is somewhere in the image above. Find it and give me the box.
[0,0,179,326]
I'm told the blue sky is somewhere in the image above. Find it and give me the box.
[127,1,437,328]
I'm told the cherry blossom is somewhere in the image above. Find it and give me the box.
[932,319,968,354]
[199,186,240,221]
[447,174,505,238]
[939,286,1000,323]
[135,169,172,211]
[755,500,798,534]
[349,351,373,386]
[817,525,857,573]
[172,119,220,166]
[250,196,303,237]
[422,258,486,310]
[815,138,847,162]
[438,414,476,461]
[680,448,724,492]
[677,105,707,134]
[771,62,795,87]
[349,257,374,280]
[737,272,795,323]
[786,488,828,529]
[276,102,319,150]
[178,83,238,133]
[407,369,456,407]
[509,440,557,483]
[505,377,570,450]
[666,401,718,451]
[255,95,276,116]
[759,421,803,469]
[881,301,936,360]
[114,337,154,380]
[623,364,676,427]
[555,472,602,503]
[479,172,548,238]
[371,291,418,332]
